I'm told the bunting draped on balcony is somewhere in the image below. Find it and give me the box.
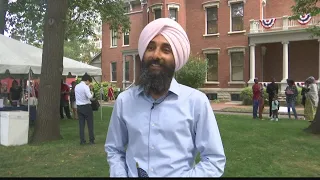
[260,18,276,29]
[298,14,312,25]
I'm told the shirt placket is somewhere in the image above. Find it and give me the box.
[147,96,164,176]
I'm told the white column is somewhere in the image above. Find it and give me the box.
[249,44,256,83]
[133,54,136,83]
[281,41,289,82]
[122,55,126,89]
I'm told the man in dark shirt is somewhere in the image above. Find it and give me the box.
[9,80,22,107]
[266,78,279,118]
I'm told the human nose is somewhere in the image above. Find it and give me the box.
[152,47,162,59]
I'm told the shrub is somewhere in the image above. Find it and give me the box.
[240,87,269,105]
[175,55,207,89]
[240,86,302,106]
[295,87,302,105]
[91,81,117,100]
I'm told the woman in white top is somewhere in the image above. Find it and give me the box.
[304,76,318,121]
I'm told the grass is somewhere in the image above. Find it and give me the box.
[1,107,320,177]
[220,106,304,115]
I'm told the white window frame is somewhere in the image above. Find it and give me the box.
[151,4,162,20]
[123,32,130,47]
[168,3,179,22]
[202,48,220,84]
[110,29,117,48]
[110,62,117,82]
[228,0,246,34]
[203,0,220,37]
[227,46,246,84]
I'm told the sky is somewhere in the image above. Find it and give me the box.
[4,0,17,36]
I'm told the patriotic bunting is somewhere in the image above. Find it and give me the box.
[260,18,276,29]
[297,13,312,25]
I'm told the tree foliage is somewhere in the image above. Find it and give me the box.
[64,39,100,63]
[5,0,130,46]
[175,55,207,89]
[291,0,320,37]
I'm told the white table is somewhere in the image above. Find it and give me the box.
[0,111,29,146]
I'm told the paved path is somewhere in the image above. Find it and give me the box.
[100,101,306,119]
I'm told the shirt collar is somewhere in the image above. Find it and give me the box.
[136,78,180,97]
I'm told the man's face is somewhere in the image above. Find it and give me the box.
[85,81,91,85]
[139,34,175,95]
[143,34,175,74]
[271,78,275,83]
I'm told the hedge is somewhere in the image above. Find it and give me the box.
[240,87,302,106]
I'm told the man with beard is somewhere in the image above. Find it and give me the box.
[105,18,226,177]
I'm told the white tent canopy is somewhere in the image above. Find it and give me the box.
[0,34,102,77]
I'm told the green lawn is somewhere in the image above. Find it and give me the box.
[0,107,320,177]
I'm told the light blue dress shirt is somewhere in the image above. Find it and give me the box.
[105,78,226,177]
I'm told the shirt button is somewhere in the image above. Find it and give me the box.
[151,168,154,172]
[151,123,155,127]
[151,146,155,149]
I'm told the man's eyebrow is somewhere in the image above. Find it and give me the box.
[147,41,155,45]
[162,43,172,48]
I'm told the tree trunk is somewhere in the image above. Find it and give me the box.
[32,0,68,143]
[0,0,8,35]
[304,91,320,134]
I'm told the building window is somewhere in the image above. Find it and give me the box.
[206,53,218,81]
[111,62,117,82]
[125,61,129,81]
[206,7,218,34]
[154,8,161,19]
[230,52,244,81]
[169,8,178,21]
[111,30,117,47]
[123,32,129,46]
[231,2,244,32]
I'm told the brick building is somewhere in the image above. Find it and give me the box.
[101,0,320,101]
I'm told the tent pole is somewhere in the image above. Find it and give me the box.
[27,70,31,113]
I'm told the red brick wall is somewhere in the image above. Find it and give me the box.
[101,0,317,90]
[101,9,144,88]
[265,0,295,18]
[185,0,260,88]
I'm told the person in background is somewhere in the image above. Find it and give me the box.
[258,83,265,119]
[75,73,95,145]
[266,78,278,118]
[60,79,72,119]
[70,81,78,120]
[107,84,114,101]
[285,79,298,119]
[252,78,260,119]
[9,80,22,107]
[304,76,318,122]
[105,18,225,177]
[301,80,309,108]
[271,95,279,121]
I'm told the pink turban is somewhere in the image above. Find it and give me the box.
[138,18,190,71]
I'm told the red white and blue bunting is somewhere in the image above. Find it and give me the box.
[260,18,276,29]
[297,13,312,25]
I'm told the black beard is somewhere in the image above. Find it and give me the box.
[138,59,175,95]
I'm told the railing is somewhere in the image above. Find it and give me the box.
[250,15,320,34]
